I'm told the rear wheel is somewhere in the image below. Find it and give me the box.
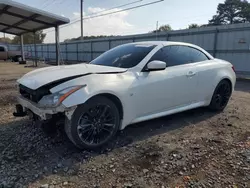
[12,55,21,62]
[65,96,120,150]
[209,80,232,111]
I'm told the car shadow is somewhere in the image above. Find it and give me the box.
[0,106,217,187]
[113,107,216,147]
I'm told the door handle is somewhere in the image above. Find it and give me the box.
[186,71,196,77]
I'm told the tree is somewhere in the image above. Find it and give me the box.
[64,35,117,42]
[240,0,250,22]
[188,24,200,29]
[158,24,172,31]
[12,30,46,44]
[152,24,172,33]
[0,37,12,44]
[209,0,250,25]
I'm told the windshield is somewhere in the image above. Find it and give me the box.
[90,44,156,68]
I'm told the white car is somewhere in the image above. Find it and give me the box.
[14,41,236,150]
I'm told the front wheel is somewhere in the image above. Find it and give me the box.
[65,96,120,150]
[209,80,232,111]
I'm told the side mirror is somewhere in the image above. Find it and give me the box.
[146,60,166,71]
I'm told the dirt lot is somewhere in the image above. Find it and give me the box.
[0,62,249,188]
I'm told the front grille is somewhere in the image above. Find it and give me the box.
[19,84,51,103]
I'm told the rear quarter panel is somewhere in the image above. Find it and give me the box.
[196,59,236,105]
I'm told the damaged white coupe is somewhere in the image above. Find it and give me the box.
[14,41,236,150]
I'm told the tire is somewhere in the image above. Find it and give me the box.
[65,96,120,150]
[13,56,21,62]
[209,80,232,111]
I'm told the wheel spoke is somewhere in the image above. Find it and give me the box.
[78,123,92,129]
[89,133,96,144]
[93,133,100,144]
[100,106,108,118]
[103,123,115,127]
[104,117,114,122]
[102,127,113,133]
[83,128,94,142]
[80,126,92,134]
[79,117,92,123]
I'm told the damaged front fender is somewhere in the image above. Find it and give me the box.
[65,106,77,120]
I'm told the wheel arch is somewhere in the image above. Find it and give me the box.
[83,93,124,120]
[206,76,233,105]
[220,78,233,91]
[209,77,233,104]
[216,77,233,92]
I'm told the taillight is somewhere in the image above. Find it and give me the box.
[232,66,235,72]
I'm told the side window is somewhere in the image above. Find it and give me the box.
[148,47,168,63]
[188,47,209,63]
[150,45,209,67]
[0,47,5,52]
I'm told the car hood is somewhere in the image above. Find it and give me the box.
[17,64,127,90]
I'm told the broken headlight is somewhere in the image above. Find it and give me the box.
[38,85,85,107]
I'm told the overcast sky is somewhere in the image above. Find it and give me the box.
[2,0,225,43]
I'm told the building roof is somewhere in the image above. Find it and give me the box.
[0,0,70,36]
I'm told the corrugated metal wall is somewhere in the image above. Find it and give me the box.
[9,23,250,76]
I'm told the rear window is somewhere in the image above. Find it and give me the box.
[91,44,156,68]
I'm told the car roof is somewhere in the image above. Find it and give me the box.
[128,41,214,59]
[131,41,198,47]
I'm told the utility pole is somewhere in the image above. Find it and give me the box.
[3,33,6,44]
[80,0,84,41]
[156,21,159,40]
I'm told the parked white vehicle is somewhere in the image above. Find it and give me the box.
[14,41,236,149]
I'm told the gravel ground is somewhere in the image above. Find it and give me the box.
[0,62,249,188]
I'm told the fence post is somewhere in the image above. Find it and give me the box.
[65,43,68,61]
[47,44,49,61]
[166,33,169,41]
[76,42,79,62]
[41,45,44,59]
[108,39,111,50]
[90,41,93,61]
[213,29,219,57]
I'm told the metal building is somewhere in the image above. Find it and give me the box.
[0,0,70,65]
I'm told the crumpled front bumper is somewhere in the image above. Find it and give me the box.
[14,95,67,120]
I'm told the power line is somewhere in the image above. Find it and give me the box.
[44,0,144,33]
[70,0,143,23]
[75,0,164,23]
[42,0,55,9]
[44,0,164,34]
[43,0,61,9]
[41,0,50,8]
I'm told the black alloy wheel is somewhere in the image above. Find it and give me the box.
[209,80,232,111]
[65,96,120,150]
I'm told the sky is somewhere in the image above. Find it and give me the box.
[2,0,226,43]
